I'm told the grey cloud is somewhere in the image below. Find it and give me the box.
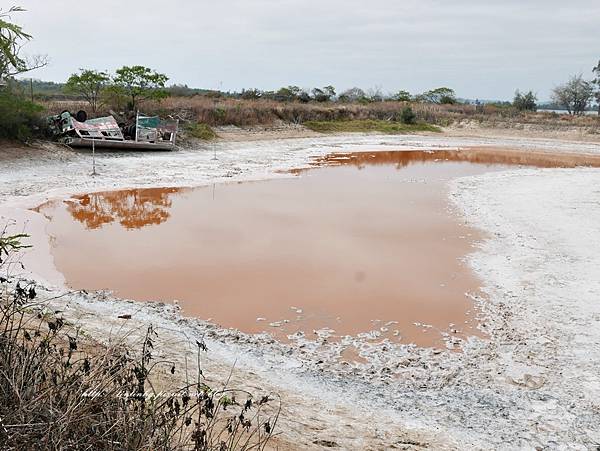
[14,0,600,100]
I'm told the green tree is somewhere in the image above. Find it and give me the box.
[113,65,169,111]
[311,86,335,102]
[0,6,44,141]
[102,84,128,111]
[418,87,456,104]
[64,69,110,114]
[513,90,537,112]
[0,6,47,80]
[393,90,412,102]
[298,90,311,103]
[275,85,301,102]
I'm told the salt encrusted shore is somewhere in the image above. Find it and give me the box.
[1,133,600,449]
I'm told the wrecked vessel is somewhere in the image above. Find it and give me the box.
[48,111,179,151]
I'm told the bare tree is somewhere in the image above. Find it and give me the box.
[593,60,600,115]
[338,87,368,103]
[0,6,48,80]
[551,74,594,116]
[366,86,384,102]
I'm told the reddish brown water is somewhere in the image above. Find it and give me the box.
[38,148,598,346]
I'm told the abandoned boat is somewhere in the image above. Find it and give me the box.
[48,111,179,151]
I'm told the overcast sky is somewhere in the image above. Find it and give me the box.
[11,0,600,100]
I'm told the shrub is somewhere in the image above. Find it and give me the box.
[0,91,44,141]
[187,122,217,140]
[240,89,262,100]
[513,90,537,112]
[401,106,416,124]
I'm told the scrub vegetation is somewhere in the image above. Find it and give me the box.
[1,6,46,140]
[186,122,218,140]
[0,233,280,450]
[0,89,43,140]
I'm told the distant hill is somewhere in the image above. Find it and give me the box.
[15,78,67,98]
[14,78,230,100]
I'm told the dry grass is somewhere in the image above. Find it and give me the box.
[39,96,600,134]
[138,97,600,130]
[0,232,280,450]
[145,97,469,127]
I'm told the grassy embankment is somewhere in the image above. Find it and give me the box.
[304,119,441,134]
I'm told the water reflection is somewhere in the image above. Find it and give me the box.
[306,148,600,171]
[39,147,600,346]
[67,187,181,230]
[64,149,600,232]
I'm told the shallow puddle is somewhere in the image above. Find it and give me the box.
[37,148,599,347]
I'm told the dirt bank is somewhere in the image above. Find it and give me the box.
[209,120,600,144]
[1,132,600,449]
[445,119,600,143]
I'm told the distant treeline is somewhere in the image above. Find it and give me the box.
[17,77,597,114]
[16,79,463,105]
[14,79,218,101]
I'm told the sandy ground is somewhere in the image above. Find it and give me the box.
[1,129,600,449]
[445,119,600,144]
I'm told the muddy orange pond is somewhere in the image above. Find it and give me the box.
[38,148,597,347]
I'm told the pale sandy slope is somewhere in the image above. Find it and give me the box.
[449,168,600,448]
